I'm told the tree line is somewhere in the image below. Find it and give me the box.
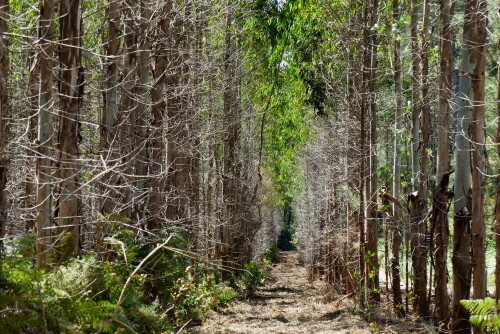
[0,0,499,333]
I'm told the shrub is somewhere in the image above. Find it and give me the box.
[0,233,241,333]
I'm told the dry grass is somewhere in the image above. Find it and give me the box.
[187,252,433,334]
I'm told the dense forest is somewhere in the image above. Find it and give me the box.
[0,0,499,333]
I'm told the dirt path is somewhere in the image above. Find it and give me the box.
[188,252,430,334]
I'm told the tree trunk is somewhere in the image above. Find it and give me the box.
[451,0,475,331]
[410,0,429,317]
[132,0,151,224]
[36,0,55,269]
[391,0,404,316]
[98,0,121,253]
[148,0,172,231]
[433,0,455,328]
[222,2,241,273]
[364,0,380,303]
[469,0,487,302]
[495,54,500,301]
[0,0,9,269]
[56,0,82,260]
[165,8,189,226]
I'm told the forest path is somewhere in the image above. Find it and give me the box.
[188,252,429,334]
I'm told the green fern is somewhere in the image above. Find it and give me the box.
[461,298,500,333]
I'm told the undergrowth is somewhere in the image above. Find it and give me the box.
[461,298,500,333]
[0,232,270,333]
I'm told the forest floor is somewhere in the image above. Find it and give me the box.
[188,252,433,334]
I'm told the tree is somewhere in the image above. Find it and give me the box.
[0,0,9,269]
[55,0,82,259]
[433,0,455,328]
[36,0,56,269]
[148,0,172,231]
[364,0,380,303]
[98,0,121,252]
[451,0,475,331]
[409,0,430,317]
[469,0,487,302]
[391,0,404,316]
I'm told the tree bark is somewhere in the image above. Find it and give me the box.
[0,0,9,269]
[410,0,429,317]
[433,0,455,328]
[132,0,151,224]
[222,1,242,273]
[469,0,487,302]
[364,0,380,303]
[495,53,500,301]
[98,0,121,253]
[391,0,404,316]
[451,0,475,331]
[56,0,82,260]
[36,0,55,269]
[148,0,172,231]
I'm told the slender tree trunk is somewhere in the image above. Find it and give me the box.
[0,0,9,269]
[434,0,455,328]
[222,1,241,272]
[410,0,421,191]
[119,0,138,219]
[36,0,55,269]
[410,0,429,317]
[495,55,500,301]
[98,0,121,252]
[148,0,172,231]
[56,0,82,259]
[25,49,39,232]
[470,0,487,303]
[165,9,189,226]
[364,0,380,303]
[391,0,404,316]
[132,0,151,224]
[451,0,475,331]
[358,58,366,308]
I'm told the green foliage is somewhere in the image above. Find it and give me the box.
[461,298,500,333]
[263,246,280,264]
[0,233,243,333]
[229,260,268,298]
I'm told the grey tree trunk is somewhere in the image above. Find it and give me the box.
[132,0,151,224]
[36,0,55,269]
[451,0,475,331]
[148,0,172,231]
[495,55,500,301]
[56,0,82,260]
[391,0,404,316]
[98,0,121,253]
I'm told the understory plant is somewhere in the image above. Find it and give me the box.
[461,298,500,333]
[0,231,264,333]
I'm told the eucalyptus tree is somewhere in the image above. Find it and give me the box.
[391,0,404,316]
[36,0,55,269]
[148,0,172,231]
[56,0,83,258]
[451,0,475,330]
[97,0,121,253]
[0,0,9,267]
[469,0,487,303]
[433,0,455,327]
[363,0,380,303]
